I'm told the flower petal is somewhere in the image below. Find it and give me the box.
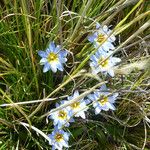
[43,62,50,72]
[79,112,86,119]
[49,62,58,73]
[59,50,68,57]
[40,58,47,65]
[46,42,55,54]
[105,42,115,50]
[96,22,101,29]
[107,103,115,110]
[73,90,79,97]
[95,107,101,114]
[103,25,108,32]
[88,33,97,42]
[49,41,55,51]
[56,62,64,71]
[108,69,114,77]
[38,51,47,58]
[54,45,61,53]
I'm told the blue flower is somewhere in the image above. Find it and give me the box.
[88,23,116,52]
[65,90,88,119]
[48,127,70,150]
[38,42,68,73]
[87,84,118,114]
[90,50,121,77]
[49,102,74,129]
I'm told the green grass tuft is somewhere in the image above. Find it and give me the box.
[0,0,150,149]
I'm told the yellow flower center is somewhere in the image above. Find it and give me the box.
[97,34,106,43]
[71,102,80,109]
[98,96,108,105]
[55,133,63,142]
[98,57,109,67]
[47,52,58,62]
[58,110,67,119]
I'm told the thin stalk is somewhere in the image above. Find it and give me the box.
[21,0,39,94]
[20,122,51,144]
[69,0,93,42]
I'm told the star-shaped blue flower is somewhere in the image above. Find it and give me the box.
[90,50,121,77]
[49,102,74,129]
[38,42,68,73]
[48,127,70,150]
[65,90,89,119]
[88,23,116,52]
[87,84,118,114]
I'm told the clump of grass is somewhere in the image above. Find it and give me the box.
[0,0,150,149]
